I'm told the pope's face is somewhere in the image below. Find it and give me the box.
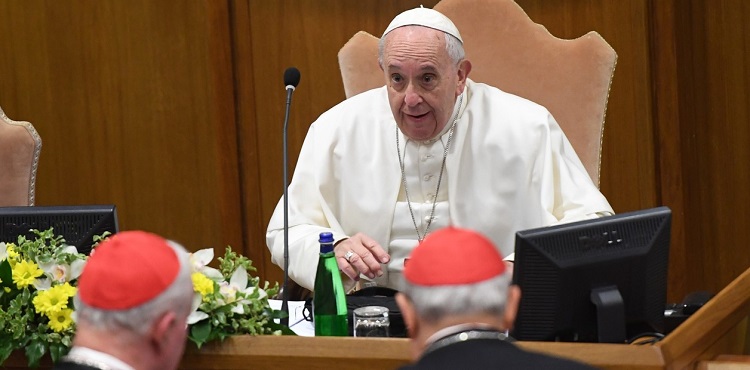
[381,26,469,141]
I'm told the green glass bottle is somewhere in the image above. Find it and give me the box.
[313,232,349,336]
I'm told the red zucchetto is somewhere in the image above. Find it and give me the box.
[404,227,506,286]
[78,230,179,310]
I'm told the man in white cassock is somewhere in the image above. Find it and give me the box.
[266,7,614,292]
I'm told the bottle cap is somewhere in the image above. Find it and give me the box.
[319,231,334,253]
[319,232,334,244]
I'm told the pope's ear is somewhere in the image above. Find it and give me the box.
[456,59,472,94]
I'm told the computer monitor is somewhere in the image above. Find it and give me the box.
[0,205,119,255]
[511,206,671,343]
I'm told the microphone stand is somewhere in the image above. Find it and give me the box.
[281,85,293,327]
[280,66,299,328]
[281,85,295,327]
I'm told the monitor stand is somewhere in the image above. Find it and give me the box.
[590,285,626,343]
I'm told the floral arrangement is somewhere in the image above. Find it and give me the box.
[0,228,289,368]
[0,229,101,367]
[186,246,289,348]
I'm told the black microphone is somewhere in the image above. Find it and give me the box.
[281,67,300,326]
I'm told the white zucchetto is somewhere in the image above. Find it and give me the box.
[382,7,463,43]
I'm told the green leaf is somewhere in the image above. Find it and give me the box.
[0,339,15,366]
[216,310,227,325]
[0,260,12,287]
[49,342,70,363]
[189,320,211,348]
[25,340,46,368]
[268,308,288,320]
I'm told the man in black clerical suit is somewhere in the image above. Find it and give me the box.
[54,231,194,370]
[396,227,598,370]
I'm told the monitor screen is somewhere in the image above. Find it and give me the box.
[511,206,671,343]
[0,205,119,256]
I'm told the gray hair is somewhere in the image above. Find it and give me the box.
[402,272,511,324]
[74,240,193,336]
[378,28,465,68]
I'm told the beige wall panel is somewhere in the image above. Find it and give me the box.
[0,1,243,253]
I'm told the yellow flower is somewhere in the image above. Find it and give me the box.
[6,243,19,258]
[191,272,214,300]
[12,259,44,288]
[58,282,77,297]
[47,308,74,333]
[3,243,19,267]
[33,283,76,314]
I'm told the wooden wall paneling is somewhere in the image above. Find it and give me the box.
[0,1,244,253]
[675,0,713,303]
[246,0,438,285]
[701,0,750,295]
[677,0,750,297]
[648,0,689,302]
[205,1,246,257]
[229,0,269,281]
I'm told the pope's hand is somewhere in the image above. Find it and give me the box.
[334,233,390,281]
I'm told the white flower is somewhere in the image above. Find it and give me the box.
[228,267,268,304]
[38,259,86,283]
[219,282,238,305]
[50,264,67,282]
[189,248,222,280]
[33,277,51,291]
[0,242,7,261]
[187,294,208,325]
[256,287,268,299]
[60,245,79,256]
[190,248,213,270]
[70,259,86,280]
[229,267,249,293]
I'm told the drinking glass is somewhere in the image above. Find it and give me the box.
[353,306,390,337]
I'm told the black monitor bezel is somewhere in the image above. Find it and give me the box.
[0,205,119,256]
[511,206,671,343]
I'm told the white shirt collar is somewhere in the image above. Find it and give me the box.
[65,346,136,370]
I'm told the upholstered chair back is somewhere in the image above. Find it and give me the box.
[338,0,617,186]
[0,106,42,206]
